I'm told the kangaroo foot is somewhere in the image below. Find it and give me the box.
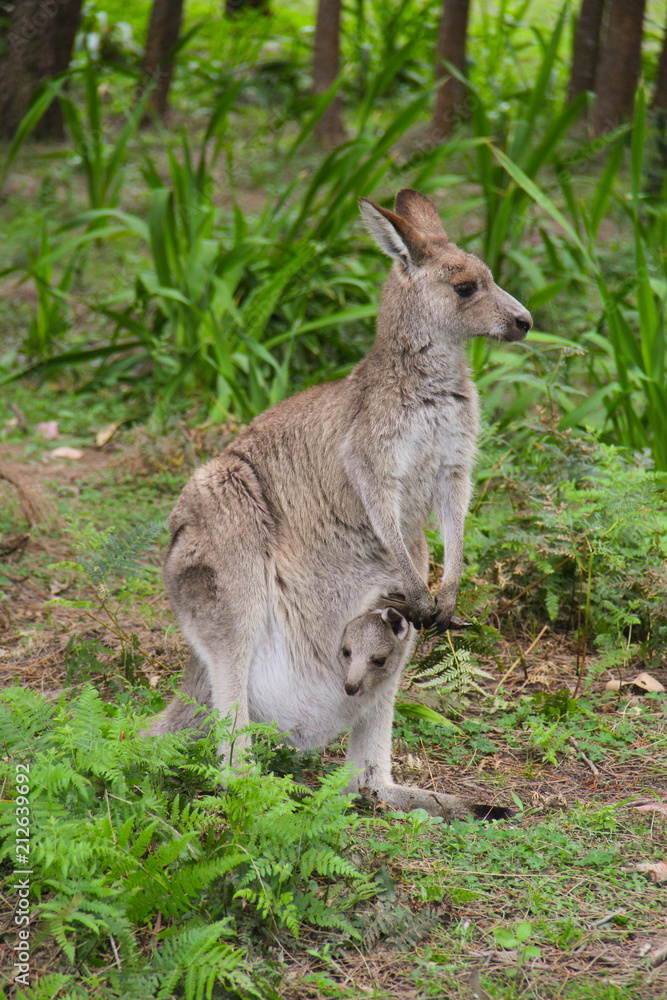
[358,780,470,822]
[358,777,513,823]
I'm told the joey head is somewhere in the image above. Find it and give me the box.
[340,606,410,697]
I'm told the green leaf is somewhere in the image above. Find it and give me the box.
[489,145,586,255]
[515,921,532,943]
[395,702,460,732]
[493,927,518,949]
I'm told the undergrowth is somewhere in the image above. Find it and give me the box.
[465,421,667,668]
[2,677,665,999]
[0,686,379,999]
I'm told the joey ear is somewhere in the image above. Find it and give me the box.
[395,189,448,240]
[359,197,429,269]
[381,606,409,640]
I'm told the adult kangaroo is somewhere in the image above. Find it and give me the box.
[152,189,532,819]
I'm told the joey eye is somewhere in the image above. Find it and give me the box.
[454,281,477,298]
[342,648,351,658]
[371,656,387,667]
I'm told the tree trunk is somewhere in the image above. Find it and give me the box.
[225,0,269,14]
[141,0,185,122]
[567,0,607,104]
[313,0,346,147]
[0,0,83,140]
[593,0,646,133]
[432,0,471,141]
[649,10,667,193]
[652,9,667,111]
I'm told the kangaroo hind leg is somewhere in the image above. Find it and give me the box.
[162,458,272,766]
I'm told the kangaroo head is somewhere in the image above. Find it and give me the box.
[359,189,532,345]
[340,606,409,697]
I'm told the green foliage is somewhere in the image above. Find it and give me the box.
[347,0,439,106]
[70,517,166,587]
[3,9,667,478]
[3,55,469,419]
[551,90,667,471]
[467,421,667,662]
[409,634,494,697]
[471,8,581,274]
[493,919,542,964]
[0,685,378,996]
[362,898,443,952]
[51,518,167,691]
[394,699,460,734]
[0,57,150,211]
[479,86,667,470]
[20,227,76,359]
[499,692,646,767]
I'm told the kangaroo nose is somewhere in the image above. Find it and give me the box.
[345,681,360,696]
[515,313,532,336]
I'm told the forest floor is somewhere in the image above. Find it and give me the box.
[2,405,666,1000]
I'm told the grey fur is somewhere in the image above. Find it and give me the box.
[148,189,531,820]
[340,605,410,696]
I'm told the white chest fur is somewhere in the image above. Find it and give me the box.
[246,626,386,749]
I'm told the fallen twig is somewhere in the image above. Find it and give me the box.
[569,736,600,778]
[591,910,625,928]
[495,624,548,693]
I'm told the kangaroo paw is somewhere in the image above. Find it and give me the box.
[424,611,473,636]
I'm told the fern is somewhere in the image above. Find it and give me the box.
[466,425,667,655]
[13,974,77,1000]
[152,920,263,1000]
[411,640,493,696]
[0,684,377,995]
[362,899,442,952]
[523,717,573,766]
[74,518,166,586]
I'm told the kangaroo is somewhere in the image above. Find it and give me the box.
[151,189,531,819]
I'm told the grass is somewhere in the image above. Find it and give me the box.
[1,406,666,999]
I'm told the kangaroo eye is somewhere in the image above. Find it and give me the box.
[454,281,477,298]
[372,656,387,667]
[342,648,351,658]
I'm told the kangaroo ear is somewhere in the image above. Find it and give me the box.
[359,197,429,269]
[395,189,448,240]
[381,606,409,640]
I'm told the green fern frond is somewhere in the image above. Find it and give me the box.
[2,682,378,993]
[75,518,166,586]
[411,643,493,696]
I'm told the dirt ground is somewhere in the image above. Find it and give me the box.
[2,424,666,802]
[2,427,666,999]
